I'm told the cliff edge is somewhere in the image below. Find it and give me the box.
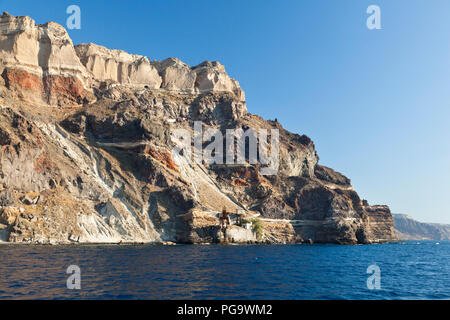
[0,13,397,244]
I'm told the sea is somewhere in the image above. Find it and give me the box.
[0,241,448,300]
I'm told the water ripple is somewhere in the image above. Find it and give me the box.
[0,241,449,299]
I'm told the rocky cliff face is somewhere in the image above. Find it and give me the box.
[0,13,397,244]
[393,214,450,240]
[75,43,162,89]
[0,13,92,106]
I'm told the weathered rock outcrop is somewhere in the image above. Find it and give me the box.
[75,43,162,89]
[74,44,245,101]
[364,203,397,243]
[0,14,86,80]
[153,58,196,93]
[0,13,397,245]
[192,61,245,102]
[0,13,91,105]
[0,12,245,106]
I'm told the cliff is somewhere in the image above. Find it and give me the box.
[393,214,450,241]
[0,13,397,244]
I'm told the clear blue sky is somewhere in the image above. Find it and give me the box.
[3,0,450,223]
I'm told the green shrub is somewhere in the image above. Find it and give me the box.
[251,218,264,240]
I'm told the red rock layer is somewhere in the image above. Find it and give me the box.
[2,67,87,105]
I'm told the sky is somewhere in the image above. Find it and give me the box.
[2,0,450,224]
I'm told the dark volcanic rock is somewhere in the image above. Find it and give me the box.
[0,189,15,207]
[314,165,351,186]
[0,13,397,244]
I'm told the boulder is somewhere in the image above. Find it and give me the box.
[0,206,20,225]
[0,189,15,207]
[20,194,39,205]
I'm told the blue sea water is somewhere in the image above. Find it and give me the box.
[0,241,448,300]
